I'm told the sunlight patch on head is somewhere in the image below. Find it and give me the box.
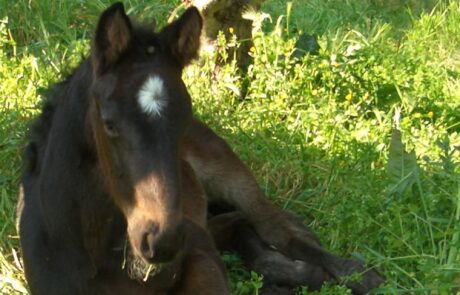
[138,76,167,117]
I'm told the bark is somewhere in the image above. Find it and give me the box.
[183,0,265,70]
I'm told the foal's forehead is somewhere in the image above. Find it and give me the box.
[137,75,167,117]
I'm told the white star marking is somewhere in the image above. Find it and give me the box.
[138,76,167,117]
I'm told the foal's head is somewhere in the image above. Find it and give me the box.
[89,3,202,264]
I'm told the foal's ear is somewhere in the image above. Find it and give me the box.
[161,7,202,67]
[92,2,132,74]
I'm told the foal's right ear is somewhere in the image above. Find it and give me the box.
[160,7,202,67]
[92,2,132,75]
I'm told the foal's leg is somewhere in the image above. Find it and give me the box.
[208,211,328,293]
[184,119,298,245]
[184,119,385,294]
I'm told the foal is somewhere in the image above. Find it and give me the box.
[18,3,227,294]
[18,2,385,295]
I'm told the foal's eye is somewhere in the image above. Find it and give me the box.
[103,119,119,138]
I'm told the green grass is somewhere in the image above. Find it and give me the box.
[1,0,460,294]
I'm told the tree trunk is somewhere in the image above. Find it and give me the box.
[183,0,265,71]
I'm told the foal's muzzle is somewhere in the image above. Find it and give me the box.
[132,220,185,264]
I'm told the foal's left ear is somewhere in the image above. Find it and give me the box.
[92,2,132,74]
[161,7,203,67]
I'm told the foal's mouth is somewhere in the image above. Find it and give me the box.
[122,237,183,282]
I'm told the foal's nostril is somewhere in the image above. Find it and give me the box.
[137,224,185,263]
[141,232,156,259]
[140,222,159,260]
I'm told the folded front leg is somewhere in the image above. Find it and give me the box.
[184,119,385,294]
[208,211,329,292]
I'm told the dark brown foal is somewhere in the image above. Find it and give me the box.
[18,3,228,294]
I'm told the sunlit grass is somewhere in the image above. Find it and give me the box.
[1,0,459,294]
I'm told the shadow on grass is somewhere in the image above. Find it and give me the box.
[262,0,440,38]
[197,110,386,214]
